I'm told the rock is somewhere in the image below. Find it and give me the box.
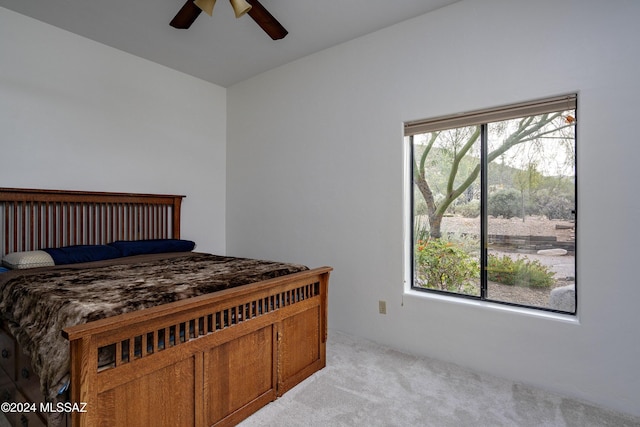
[537,248,567,256]
[549,285,575,312]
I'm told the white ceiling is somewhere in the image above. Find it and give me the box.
[0,0,460,87]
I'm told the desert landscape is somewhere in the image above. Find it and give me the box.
[440,215,575,308]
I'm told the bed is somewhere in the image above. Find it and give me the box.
[0,188,331,427]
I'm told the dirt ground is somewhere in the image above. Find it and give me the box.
[440,215,575,241]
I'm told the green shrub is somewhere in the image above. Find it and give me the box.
[488,188,520,218]
[415,239,479,293]
[533,191,574,220]
[456,200,480,218]
[441,231,480,256]
[487,254,555,288]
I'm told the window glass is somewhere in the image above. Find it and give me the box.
[412,126,481,297]
[486,112,576,309]
[409,97,576,313]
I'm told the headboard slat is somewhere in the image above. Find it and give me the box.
[0,188,185,257]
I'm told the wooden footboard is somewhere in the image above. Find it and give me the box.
[62,266,331,427]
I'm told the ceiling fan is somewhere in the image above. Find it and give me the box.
[170,0,288,40]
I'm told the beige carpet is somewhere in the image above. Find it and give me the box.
[2,331,638,426]
[239,331,640,427]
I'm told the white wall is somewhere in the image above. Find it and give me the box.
[228,0,640,417]
[0,7,227,254]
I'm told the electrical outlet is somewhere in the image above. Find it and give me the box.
[378,300,387,315]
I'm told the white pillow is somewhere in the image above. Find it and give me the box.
[2,250,55,269]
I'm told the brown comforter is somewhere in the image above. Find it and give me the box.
[0,252,308,403]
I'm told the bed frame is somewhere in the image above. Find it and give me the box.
[0,188,331,427]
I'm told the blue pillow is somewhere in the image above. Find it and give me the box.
[108,239,195,257]
[0,266,9,274]
[43,245,121,265]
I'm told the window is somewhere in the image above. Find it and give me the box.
[406,95,576,314]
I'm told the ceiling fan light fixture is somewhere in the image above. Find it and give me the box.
[230,0,252,18]
[194,0,216,16]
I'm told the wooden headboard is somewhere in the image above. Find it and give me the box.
[0,188,185,257]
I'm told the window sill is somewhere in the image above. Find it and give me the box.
[403,288,579,324]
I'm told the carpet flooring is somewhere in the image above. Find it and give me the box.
[239,330,640,427]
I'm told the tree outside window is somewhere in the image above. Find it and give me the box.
[407,95,576,313]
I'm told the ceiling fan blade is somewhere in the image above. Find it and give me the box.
[246,0,288,40]
[170,0,203,29]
